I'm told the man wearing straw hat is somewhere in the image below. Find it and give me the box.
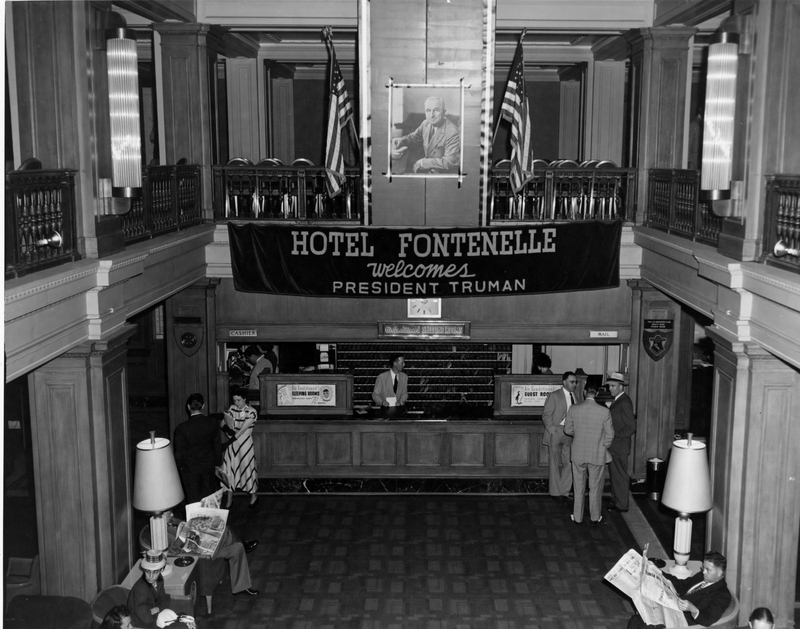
[128,550,172,628]
[605,372,636,513]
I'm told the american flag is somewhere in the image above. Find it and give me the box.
[500,41,533,193]
[324,45,353,197]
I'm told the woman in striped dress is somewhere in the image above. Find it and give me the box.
[220,388,258,509]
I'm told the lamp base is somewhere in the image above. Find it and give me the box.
[668,562,693,578]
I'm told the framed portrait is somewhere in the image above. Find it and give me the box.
[387,81,466,182]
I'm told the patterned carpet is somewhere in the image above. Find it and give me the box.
[199,495,638,629]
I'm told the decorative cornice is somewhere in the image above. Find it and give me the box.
[5,266,98,305]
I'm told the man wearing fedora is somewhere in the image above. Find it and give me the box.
[128,550,172,628]
[606,372,636,513]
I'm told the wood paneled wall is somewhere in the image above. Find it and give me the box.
[214,279,633,344]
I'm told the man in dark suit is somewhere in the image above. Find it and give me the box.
[564,385,614,524]
[542,371,579,502]
[392,97,461,173]
[627,551,733,628]
[372,354,408,407]
[606,371,636,512]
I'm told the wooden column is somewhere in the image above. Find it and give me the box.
[626,27,696,224]
[269,76,296,164]
[586,61,626,165]
[706,329,800,628]
[28,325,137,599]
[628,280,686,476]
[165,280,219,437]
[226,58,264,162]
[153,24,222,213]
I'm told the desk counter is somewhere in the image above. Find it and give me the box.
[252,407,547,478]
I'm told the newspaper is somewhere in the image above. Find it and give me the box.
[171,489,229,557]
[604,548,688,627]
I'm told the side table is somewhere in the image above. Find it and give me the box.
[121,556,199,616]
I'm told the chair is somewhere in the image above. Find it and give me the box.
[5,555,40,604]
[257,157,283,167]
[18,157,43,171]
[556,159,579,168]
[595,159,617,168]
[663,594,739,629]
[531,158,549,169]
[176,157,188,165]
[5,595,93,629]
[226,157,253,166]
[90,585,129,628]
[291,158,315,167]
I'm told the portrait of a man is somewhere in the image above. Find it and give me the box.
[390,87,463,176]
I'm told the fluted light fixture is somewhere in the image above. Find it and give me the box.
[661,434,713,578]
[106,27,142,205]
[132,433,184,559]
[700,32,739,201]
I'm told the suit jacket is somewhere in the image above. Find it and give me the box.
[128,575,171,628]
[564,399,614,465]
[542,388,573,446]
[664,571,732,627]
[608,392,636,457]
[402,118,460,172]
[372,370,408,406]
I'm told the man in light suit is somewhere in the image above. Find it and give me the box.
[606,371,636,512]
[392,97,461,173]
[372,354,408,407]
[541,371,579,502]
[564,385,614,524]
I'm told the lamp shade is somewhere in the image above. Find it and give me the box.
[132,437,184,513]
[661,438,713,514]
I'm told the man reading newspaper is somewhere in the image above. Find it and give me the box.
[606,549,732,628]
[171,489,260,597]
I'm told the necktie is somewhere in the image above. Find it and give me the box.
[686,581,709,595]
[569,393,575,405]
[393,375,398,394]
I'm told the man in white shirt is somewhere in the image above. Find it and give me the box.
[371,354,408,407]
[542,371,579,503]
[245,346,273,390]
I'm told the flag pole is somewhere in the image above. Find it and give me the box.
[492,29,527,148]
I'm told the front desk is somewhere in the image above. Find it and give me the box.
[248,373,587,479]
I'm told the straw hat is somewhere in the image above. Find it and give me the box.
[141,550,167,571]
[606,372,629,385]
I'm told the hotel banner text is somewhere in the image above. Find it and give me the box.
[228,222,623,298]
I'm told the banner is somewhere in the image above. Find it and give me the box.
[228,222,622,298]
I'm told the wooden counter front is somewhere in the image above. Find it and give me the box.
[251,418,548,478]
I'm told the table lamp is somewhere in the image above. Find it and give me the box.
[660,433,713,578]
[132,432,184,574]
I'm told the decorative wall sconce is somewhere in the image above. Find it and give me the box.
[104,27,142,214]
[700,31,739,209]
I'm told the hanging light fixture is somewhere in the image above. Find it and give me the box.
[700,32,739,201]
[105,27,142,212]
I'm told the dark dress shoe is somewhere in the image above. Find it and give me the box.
[570,514,582,525]
[237,588,259,596]
[591,516,604,525]
[244,540,258,553]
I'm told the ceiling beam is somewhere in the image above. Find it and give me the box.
[113,0,195,23]
[653,0,732,27]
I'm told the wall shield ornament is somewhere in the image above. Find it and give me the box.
[642,319,673,362]
[173,317,204,357]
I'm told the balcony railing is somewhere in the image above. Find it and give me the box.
[212,164,362,222]
[121,164,203,243]
[489,164,636,223]
[764,175,800,272]
[5,168,80,279]
[645,169,722,245]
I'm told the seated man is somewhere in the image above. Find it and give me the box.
[211,526,259,597]
[127,551,172,628]
[627,551,733,628]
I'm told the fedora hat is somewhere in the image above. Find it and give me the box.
[606,371,629,385]
[141,550,167,572]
